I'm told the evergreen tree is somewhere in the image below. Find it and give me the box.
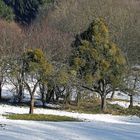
[0,0,14,21]
[4,0,52,24]
[70,18,126,112]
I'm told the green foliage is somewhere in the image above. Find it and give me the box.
[108,104,140,116]
[5,0,53,24]
[5,114,79,121]
[53,65,77,88]
[23,48,53,82]
[71,18,126,87]
[122,106,140,116]
[90,18,109,45]
[0,0,14,21]
[56,68,69,85]
[65,97,140,116]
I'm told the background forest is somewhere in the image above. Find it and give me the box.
[0,0,140,114]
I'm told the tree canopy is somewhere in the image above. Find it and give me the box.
[4,0,53,24]
[71,18,126,85]
[70,18,126,111]
[22,48,53,114]
[0,0,14,21]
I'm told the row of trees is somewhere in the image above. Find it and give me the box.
[1,17,139,114]
[0,0,140,114]
[0,0,14,21]
[47,0,140,65]
[1,0,54,24]
[1,0,140,64]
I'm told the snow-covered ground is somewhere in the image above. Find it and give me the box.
[1,103,140,124]
[1,120,140,140]
[0,104,140,140]
[1,84,140,140]
[109,100,140,108]
[108,91,140,103]
[107,91,140,108]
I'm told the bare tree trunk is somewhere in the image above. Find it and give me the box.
[24,81,39,114]
[0,81,2,100]
[18,83,23,103]
[101,95,106,112]
[42,88,46,108]
[110,90,115,100]
[129,95,133,108]
[46,88,54,103]
[39,83,46,108]
[65,87,70,105]
[76,91,81,107]
[29,95,34,114]
[18,68,24,103]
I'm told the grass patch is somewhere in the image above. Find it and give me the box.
[107,98,129,102]
[63,98,140,116]
[119,106,140,116]
[64,98,102,114]
[4,114,80,122]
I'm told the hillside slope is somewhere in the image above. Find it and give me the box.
[45,0,140,64]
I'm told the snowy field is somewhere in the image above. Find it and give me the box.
[0,84,140,140]
[1,120,140,140]
[0,104,140,140]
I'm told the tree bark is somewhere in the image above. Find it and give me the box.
[18,83,23,103]
[18,62,24,103]
[65,87,70,105]
[29,95,34,114]
[129,95,133,108]
[110,90,115,100]
[42,91,46,108]
[101,95,106,112]
[40,83,46,108]
[24,81,39,114]
[0,81,2,100]
[46,87,54,103]
[76,92,81,107]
